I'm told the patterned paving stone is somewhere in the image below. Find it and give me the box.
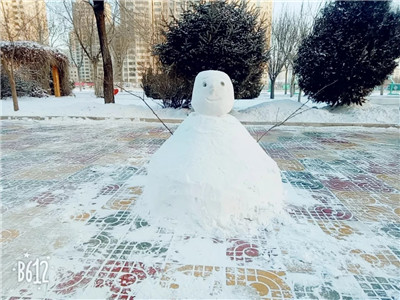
[353,275,400,300]
[288,205,356,221]
[282,171,324,190]
[226,268,293,299]
[1,120,399,299]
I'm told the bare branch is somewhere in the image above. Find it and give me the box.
[115,84,174,135]
[257,79,338,142]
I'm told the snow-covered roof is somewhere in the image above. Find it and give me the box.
[0,40,68,67]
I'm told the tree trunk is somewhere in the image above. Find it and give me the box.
[380,84,384,96]
[270,78,275,99]
[298,88,302,102]
[92,1,114,104]
[115,58,123,87]
[92,60,102,97]
[1,58,19,111]
[290,70,296,97]
[284,67,288,95]
[77,66,82,92]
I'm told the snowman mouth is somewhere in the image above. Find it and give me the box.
[206,97,220,102]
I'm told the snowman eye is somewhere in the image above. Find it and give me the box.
[203,82,207,87]
[221,81,225,86]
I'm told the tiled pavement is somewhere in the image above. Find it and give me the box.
[1,120,399,299]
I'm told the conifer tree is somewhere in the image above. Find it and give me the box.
[294,1,400,106]
[154,0,269,100]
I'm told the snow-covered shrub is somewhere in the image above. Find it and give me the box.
[29,86,49,98]
[1,71,49,98]
[141,67,191,108]
[153,0,269,102]
[294,1,400,106]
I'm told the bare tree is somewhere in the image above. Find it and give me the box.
[267,8,297,99]
[107,2,136,87]
[68,33,85,91]
[1,2,18,111]
[267,2,324,100]
[46,4,69,48]
[60,0,103,96]
[288,2,324,100]
[0,1,46,111]
[109,26,133,86]
[90,0,115,103]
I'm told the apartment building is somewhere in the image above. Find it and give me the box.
[0,0,48,44]
[118,0,190,87]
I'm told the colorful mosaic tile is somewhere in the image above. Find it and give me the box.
[288,205,356,221]
[316,220,359,240]
[87,211,133,229]
[226,239,261,263]
[353,275,400,300]
[226,268,293,299]
[0,229,20,243]
[102,186,143,210]
[1,120,399,299]
[282,171,324,190]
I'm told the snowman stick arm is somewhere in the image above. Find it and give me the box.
[116,84,174,135]
[256,79,338,142]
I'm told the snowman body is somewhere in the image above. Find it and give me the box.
[137,71,284,235]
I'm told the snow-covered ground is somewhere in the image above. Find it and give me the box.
[1,89,399,125]
[2,120,399,299]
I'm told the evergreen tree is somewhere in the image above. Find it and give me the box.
[294,1,400,106]
[154,0,269,100]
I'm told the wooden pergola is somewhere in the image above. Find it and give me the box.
[1,41,70,110]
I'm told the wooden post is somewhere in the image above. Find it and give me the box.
[52,65,61,97]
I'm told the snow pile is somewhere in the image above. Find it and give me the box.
[234,99,400,124]
[136,71,285,236]
[235,99,399,124]
[1,93,189,120]
[325,101,400,124]
[1,89,398,125]
[233,99,324,122]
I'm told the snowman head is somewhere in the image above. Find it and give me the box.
[191,70,234,116]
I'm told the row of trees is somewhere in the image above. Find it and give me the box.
[2,0,399,109]
[151,0,400,107]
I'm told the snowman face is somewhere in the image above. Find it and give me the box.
[191,70,234,116]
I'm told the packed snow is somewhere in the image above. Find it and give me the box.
[136,71,285,236]
[1,88,399,125]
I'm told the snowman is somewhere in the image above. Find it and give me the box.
[136,70,284,236]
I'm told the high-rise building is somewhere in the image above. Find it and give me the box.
[69,31,95,83]
[118,0,189,86]
[0,0,49,44]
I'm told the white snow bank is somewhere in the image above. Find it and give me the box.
[234,99,399,124]
[1,90,399,125]
[1,92,189,120]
